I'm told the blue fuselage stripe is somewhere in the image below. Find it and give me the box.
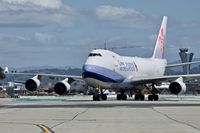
[82,65,125,83]
[82,72,118,83]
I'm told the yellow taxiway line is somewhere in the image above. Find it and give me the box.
[36,124,54,133]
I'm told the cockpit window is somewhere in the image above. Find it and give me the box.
[88,53,102,57]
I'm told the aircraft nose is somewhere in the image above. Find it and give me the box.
[82,64,125,83]
[82,65,93,78]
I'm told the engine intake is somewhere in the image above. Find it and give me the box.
[25,75,40,91]
[169,77,186,95]
[54,78,70,95]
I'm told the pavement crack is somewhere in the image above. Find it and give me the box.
[152,107,200,131]
[51,108,89,129]
[71,108,89,120]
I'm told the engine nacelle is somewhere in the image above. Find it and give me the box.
[25,75,40,91]
[54,78,71,95]
[169,77,186,95]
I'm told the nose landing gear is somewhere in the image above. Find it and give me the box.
[92,89,107,101]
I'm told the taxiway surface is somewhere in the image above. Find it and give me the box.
[0,95,200,133]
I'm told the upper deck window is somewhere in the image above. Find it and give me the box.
[88,53,102,57]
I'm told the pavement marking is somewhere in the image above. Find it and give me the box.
[37,124,55,133]
[0,122,54,133]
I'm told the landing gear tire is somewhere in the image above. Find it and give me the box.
[135,94,145,101]
[122,94,127,100]
[93,94,100,101]
[135,94,140,101]
[117,94,122,100]
[148,94,159,101]
[148,95,153,101]
[101,94,107,101]
[93,94,107,101]
[140,95,145,101]
[154,95,159,101]
[117,94,127,100]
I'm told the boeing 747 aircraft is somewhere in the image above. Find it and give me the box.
[8,16,200,101]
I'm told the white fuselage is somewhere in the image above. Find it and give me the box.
[82,49,167,90]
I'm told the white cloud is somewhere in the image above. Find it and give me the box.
[0,0,75,27]
[95,5,151,29]
[35,32,53,43]
[96,5,144,21]
[1,0,62,10]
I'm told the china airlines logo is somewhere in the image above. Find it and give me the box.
[158,28,164,54]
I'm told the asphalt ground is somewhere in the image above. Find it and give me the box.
[0,95,200,133]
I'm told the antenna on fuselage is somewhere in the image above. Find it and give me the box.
[108,45,143,51]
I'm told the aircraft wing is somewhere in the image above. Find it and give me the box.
[130,74,200,86]
[166,61,200,68]
[7,72,82,80]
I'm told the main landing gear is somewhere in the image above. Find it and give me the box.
[92,84,160,101]
[134,89,145,101]
[116,91,127,100]
[145,84,159,101]
[147,94,159,101]
[92,89,107,101]
[93,94,107,101]
[133,83,160,101]
[134,90,159,101]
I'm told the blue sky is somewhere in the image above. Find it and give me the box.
[0,0,200,68]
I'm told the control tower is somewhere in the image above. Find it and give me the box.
[179,48,194,74]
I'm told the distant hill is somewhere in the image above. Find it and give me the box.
[22,67,82,76]
[1,67,82,84]
[15,66,78,72]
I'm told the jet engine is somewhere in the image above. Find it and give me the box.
[54,78,71,95]
[25,75,40,91]
[169,77,186,95]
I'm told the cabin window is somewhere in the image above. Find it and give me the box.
[88,53,102,57]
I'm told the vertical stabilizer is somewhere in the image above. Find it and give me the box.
[152,16,168,59]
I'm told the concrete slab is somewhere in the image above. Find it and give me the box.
[0,96,200,133]
[53,107,200,133]
[1,107,199,133]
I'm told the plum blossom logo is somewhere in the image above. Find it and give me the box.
[158,28,164,54]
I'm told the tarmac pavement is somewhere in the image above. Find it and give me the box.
[0,95,200,133]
